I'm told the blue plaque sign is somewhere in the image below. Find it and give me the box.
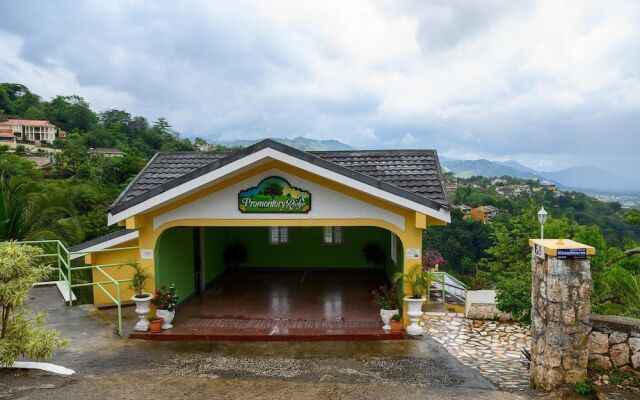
[557,248,587,259]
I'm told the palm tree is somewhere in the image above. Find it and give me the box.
[0,176,83,244]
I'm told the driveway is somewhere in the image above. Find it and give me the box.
[0,286,529,399]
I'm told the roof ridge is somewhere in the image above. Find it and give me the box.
[109,139,449,215]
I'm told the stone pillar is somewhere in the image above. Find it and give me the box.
[528,239,596,391]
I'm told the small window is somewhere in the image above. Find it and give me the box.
[323,227,343,244]
[269,227,289,244]
[390,232,397,265]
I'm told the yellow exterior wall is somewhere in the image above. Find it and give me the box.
[87,159,445,327]
[86,239,142,305]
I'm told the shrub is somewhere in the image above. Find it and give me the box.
[573,381,592,395]
[495,272,532,324]
[0,242,69,366]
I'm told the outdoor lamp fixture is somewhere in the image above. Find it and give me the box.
[537,207,548,239]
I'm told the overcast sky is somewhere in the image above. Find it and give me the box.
[1,0,639,179]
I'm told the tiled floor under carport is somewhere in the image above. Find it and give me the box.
[132,268,404,340]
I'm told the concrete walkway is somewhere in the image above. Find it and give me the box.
[0,286,537,399]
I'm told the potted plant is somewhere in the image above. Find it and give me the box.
[362,243,385,267]
[371,284,399,330]
[153,284,179,330]
[392,264,433,335]
[129,262,153,332]
[148,316,164,333]
[422,250,445,271]
[223,242,248,268]
[389,313,403,333]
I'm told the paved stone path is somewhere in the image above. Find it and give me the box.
[423,312,532,393]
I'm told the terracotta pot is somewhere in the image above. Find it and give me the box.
[390,319,403,333]
[149,318,164,333]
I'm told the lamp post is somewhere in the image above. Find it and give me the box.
[538,207,548,239]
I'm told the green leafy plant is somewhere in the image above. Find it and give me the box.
[0,242,69,366]
[362,242,385,267]
[128,262,150,297]
[152,284,180,311]
[391,313,402,321]
[573,381,592,395]
[223,242,248,268]
[147,315,162,322]
[371,285,398,309]
[392,264,433,299]
[495,272,532,324]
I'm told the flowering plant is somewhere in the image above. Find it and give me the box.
[152,284,179,311]
[371,285,399,309]
[422,250,445,270]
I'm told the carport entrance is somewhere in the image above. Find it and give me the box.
[134,225,405,340]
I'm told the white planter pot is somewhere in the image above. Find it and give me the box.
[131,293,153,332]
[156,309,175,330]
[404,297,426,335]
[380,309,399,331]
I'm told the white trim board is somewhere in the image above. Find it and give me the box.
[108,148,450,225]
[69,230,139,260]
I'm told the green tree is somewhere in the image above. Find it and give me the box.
[263,182,283,199]
[0,177,82,244]
[47,95,97,132]
[0,242,69,366]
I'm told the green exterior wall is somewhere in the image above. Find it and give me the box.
[203,227,226,284]
[224,226,391,269]
[155,227,195,300]
[156,226,400,300]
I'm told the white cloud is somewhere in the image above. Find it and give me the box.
[0,0,639,177]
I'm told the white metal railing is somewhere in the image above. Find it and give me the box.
[430,271,467,304]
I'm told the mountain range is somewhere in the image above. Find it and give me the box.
[440,157,640,194]
[214,136,353,151]
[209,137,639,194]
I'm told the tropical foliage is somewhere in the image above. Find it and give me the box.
[0,242,69,366]
[426,177,640,322]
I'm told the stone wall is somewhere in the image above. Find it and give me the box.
[587,314,640,371]
[465,290,511,320]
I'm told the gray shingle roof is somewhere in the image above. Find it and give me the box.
[68,229,138,252]
[110,139,448,214]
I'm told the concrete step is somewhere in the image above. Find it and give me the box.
[55,280,77,302]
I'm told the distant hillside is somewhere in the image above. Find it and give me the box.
[215,137,353,151]
[544,166,639,193]
[440,157,640,194]
[440,157,541,180]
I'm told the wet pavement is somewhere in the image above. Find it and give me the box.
[0,286,536,399]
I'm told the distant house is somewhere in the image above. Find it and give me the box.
[470,205,499,223]
[445,183,459,196]
[491,178,507,186]
[496,186,514,197]
[539,180,557,191]
[453,204,472,216]
[0,127,16,145]
[496,184,530,197]
[88,147,125,157]
[0,119,59,143]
